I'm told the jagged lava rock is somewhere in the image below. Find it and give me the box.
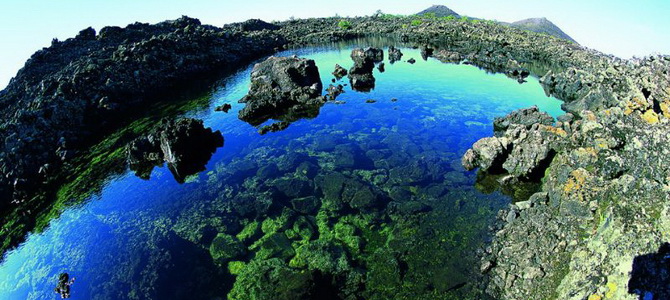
[238,56,323,125]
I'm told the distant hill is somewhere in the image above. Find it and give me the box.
[416,5,460,18]
[414,5,577,44]
[509,18,577,43]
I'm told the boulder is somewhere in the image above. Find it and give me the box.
[215,103,232,113]
[462,137,509,172]
[239,56,324,125]
[332,64,348,79]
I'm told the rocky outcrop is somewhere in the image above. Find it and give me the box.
[127,118,224,183]
[463,108,567,180]
[0,16,284,208]
[238,56,324,125]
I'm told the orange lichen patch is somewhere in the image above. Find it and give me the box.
[541,125,568,137]
[563,168,589,198]
[583,111,598,121]
[641,110,659,125]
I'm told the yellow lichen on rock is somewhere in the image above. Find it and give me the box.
[660,101,670,118]
[605,281,617,298]
[623,96,650,115]
[641,110,659,124]
[588,294,602,300]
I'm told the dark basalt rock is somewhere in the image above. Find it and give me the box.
[238,19,281,32]
[238,56,324,126]
[388,46,403,63]
[127,118,224,183]
[348,48,378,92]
[420,46,434,61]
[325,84,345,101]
[215,103,232,113]
[332,64,348,79]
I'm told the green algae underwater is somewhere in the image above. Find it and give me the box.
[0,42,563,299]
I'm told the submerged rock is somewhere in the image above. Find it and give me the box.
[127,118,224,183]
[238,56,324,126]
[210,233,246,263]
[407,58,416,64]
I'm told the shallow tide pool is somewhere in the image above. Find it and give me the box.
[0,43,563,299]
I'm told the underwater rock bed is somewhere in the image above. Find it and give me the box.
[0,15,668,300]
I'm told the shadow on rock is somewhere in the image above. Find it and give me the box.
[628,243,670,300]
[127,118,224,183]
[474,171,541,203]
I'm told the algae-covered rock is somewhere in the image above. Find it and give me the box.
[209,233,246,263]
[252,232,296,261]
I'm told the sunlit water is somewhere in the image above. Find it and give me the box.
[0,44,563,299]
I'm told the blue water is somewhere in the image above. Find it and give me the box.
[0,45,563,299]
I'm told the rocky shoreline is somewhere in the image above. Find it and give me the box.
[1,14,669,299]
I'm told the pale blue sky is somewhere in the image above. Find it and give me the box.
[1,0,668,89]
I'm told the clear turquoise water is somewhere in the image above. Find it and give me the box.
[0,45,563,299]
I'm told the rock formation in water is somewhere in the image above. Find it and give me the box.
[127,118,224,183]
[348,48,381,91]
[238,56,324,126]
[332,64,348,79]
[388,46,403,63]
